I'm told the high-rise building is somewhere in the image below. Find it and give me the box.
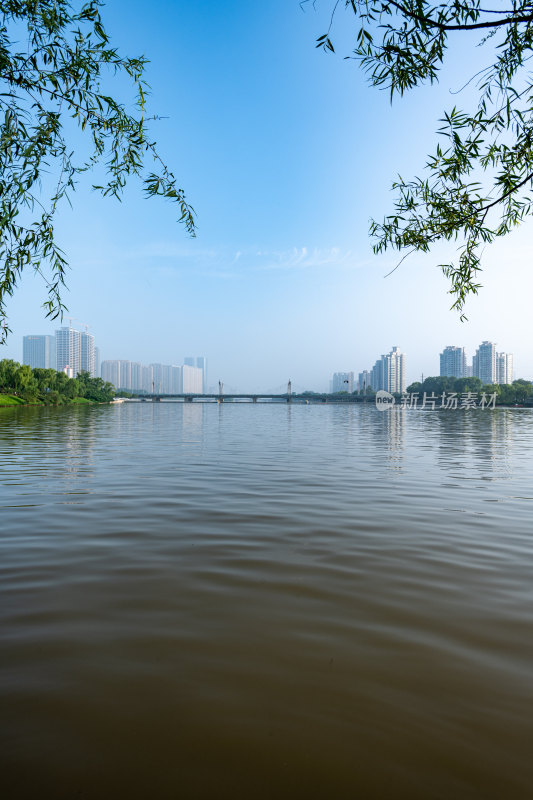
[80,331,96,376]
[358,370,372,392]
[131,362,142,391]
[384,346,406,393]
[101,360,120,389]
[171,365,182,394]
[22,335,55,369]
[331,372,354,393]
[196,357,207,393]
[440,346,466,378]
[141,365,153,393]
[117,360,130,390]
[55,326,81,376]
[368,347,406,393]
[472,341,496,385]
[185,356,207,393]
[161,364,173,394]
[371,358,384,392]
[496,352,513,385]
[182,365,203,393]
[151,363,163,394]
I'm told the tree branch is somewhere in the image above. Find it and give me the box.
[384,0,533,31]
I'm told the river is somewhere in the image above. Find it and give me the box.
[1,402,532,798]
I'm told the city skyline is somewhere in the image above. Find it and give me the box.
[19,325,527,393]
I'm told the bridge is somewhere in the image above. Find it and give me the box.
[129,393,373,404]
[126,378,379,404]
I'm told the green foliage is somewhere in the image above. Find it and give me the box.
[0,0,195,341]
[76,370,114,401]
[406,375,532,403]
[510,379,532,402]
[406,376,483,394]
[316,1,533,317]
[0,359,115,403]
[453,376,483,394]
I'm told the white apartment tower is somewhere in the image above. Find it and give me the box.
[496,352,513,385]
[171,366,182,394]
[118,360,132,390]
[182,365,203,393]
[55,326,81,376]
[185,356,207,393]
[384,346,406,393]
[130,362,142,391]
[369,346,406,393]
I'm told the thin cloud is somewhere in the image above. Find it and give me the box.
[73,241,371,276]
[254,246,368,271]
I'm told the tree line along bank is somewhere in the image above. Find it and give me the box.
[331,376,533,405]
[0,360,115,406]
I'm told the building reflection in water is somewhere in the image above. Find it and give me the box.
[435,407,514,483]
[371,406,405,471]
[180,400,206,443]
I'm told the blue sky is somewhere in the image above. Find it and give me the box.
[1,0,532,391]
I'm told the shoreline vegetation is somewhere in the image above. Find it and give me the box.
[0,359,115,406]
[330,376,533,406]
[2,360,532,407]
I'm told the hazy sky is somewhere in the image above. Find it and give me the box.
[1,0,531,391]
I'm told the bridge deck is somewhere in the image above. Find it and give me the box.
[128,394,373,403]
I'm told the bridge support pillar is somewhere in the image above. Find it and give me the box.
[253,396,257,403]
[186,396,193,403]
[154,396,161,402]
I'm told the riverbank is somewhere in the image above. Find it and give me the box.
[0,394,103,407]
[0,394,25,406]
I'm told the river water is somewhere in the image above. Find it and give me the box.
[1,402,532,798]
